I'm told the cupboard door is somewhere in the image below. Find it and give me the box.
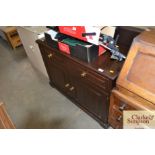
[39,45,68,92]
[49,63,68,92]
[74,78,109,122]
[66,60,109,123]
[86,86,108,121]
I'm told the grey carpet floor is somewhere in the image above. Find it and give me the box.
[0,38,103,129]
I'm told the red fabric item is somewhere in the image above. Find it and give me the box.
[58,42,70,54]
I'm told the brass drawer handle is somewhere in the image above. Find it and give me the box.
[65,83,70,88]
[119,103,126,111]
[116,115,122,122]
[48,53,53,58]
[70,86,75,91]
[81,72,87,77]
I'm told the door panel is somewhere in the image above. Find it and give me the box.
[66,59,109,122]
[50,64,67,91]
[39,45,68,92]
[74,77,109,122]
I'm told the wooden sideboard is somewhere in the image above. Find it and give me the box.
[37,39,124,128]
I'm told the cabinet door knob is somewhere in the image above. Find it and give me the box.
[116,115,122,122]
[81,72,87,77]
[65,83,70,88]
[119,103,126,111]
[70,86,75,91]
[48,53,53,58]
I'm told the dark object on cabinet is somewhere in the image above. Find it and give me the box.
[109,29,155,129]
[45,32,100,63]
[0,102,15,129]
[37,39,124,128]
[114,26,144,56]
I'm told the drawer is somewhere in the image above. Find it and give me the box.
[44,48,66,66]
[86,71,109,91]
[111,90,136,112]
[109,107,123,128]
[112,100,134,112]
[111,107,123,123]
[109,89,137,128]
[67,61,109,92]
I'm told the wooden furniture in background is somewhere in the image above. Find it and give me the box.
[3,27,22,49]
[0,102,15,129]
[109,88,155,129]
[37,39,124,128]
[108,30,155,129]
[114,26,144,56]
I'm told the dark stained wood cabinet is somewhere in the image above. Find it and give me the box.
[37,39,124,128]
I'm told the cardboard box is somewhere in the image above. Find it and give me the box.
[45,30,106,63]
[58,26,101,45]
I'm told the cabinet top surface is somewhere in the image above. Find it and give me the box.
[37,39,124,80]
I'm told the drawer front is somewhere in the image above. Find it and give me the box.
[112,100,134,112]
[43,48,66,66]
[67,60,109,92]
[109,108,123,129]
[110,89,137,112]
[86,71,110,91]
[111,107,123,123]
[109,90,137,128]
